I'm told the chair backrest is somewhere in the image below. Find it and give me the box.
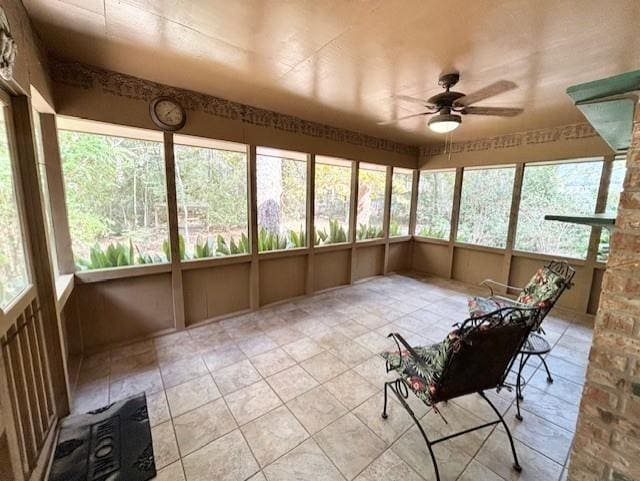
[431,307,539,403]
[515,260,575,320]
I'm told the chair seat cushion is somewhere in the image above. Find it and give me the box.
[467,296,511,318]
[380,337,453,405]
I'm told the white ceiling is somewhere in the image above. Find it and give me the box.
[24,0,640,145]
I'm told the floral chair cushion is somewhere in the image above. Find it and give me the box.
[468,267,564,318]
[515,267,564,310]
[380,333,455,406]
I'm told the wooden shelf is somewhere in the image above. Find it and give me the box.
[544,213,615,228]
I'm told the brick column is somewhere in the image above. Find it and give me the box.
[568,114,640,481]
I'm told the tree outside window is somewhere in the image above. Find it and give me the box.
[389,168,413,237]
[457,166,515,249]
[515,159,602,259]
[0,107,29,307]
[174,136,249,259]
[314,156,351,245]
[415,170,455,239]
[256,147,307,251]
[356,163,386,240]
[59,123,169,269]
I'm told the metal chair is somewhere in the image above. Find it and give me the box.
[467,260,576,420]
[380,307,540,481]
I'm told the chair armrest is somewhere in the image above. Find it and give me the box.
[480,279,523,297]
[386,333,428,371]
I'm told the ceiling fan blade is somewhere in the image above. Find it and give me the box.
[454,80,518,106]
[377,111,432,125]
[461,106,523,117]
[392,94,434,107]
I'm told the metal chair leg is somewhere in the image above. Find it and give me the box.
[381,381,389,419]
[539,354,554,383]
[479,392,522,472]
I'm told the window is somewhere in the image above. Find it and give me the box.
[457,166,515,248]
[256,147,307,251]
[415,170,455,239]
[314,156,351,245]
[357,163,386,240]
[515,159,602,259]
[0,104,29,308]
[174,136,249,259]
[389,168,413,237]
[32,109,58,276]
[58,120,169,269]
[598,158,626,261]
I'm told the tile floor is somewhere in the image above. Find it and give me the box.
[72,274,593,481]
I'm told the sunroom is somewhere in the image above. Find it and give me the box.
[0,1,639,481]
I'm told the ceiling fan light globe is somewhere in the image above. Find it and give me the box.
[428,113,461,133]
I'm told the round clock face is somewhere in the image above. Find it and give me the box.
[150,97,186,130]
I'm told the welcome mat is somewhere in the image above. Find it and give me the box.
[49,393,156,481]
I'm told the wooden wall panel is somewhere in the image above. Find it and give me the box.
[452,247,504,286]
[259,256,307,306]
[314,249,350,292]
[354,245,384,281]
[387,242,411,273]
[509,256,590,312]
[412,242,450,277]
[183,263,251,325]
[76,273,173,351]
[588,267,605,315]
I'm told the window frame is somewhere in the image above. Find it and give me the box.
[414,168,457,241]
[173,134,251,264]
[0,91,35,317]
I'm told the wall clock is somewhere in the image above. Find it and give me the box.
[149,96,186,131]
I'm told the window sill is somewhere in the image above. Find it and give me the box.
[55,274,74,311]
[181,254,252,270]
[75,263,172,284]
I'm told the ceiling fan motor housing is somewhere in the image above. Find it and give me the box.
[438,72,460,89]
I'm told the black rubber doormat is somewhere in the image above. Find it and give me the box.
[49,393,156,481]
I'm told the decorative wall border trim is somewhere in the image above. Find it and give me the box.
[419,122,599,158]
[49,57,419,157]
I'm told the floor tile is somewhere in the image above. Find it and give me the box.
[287,386,347,434]
[353,355,395,388]
[166,374,221,417]
[182,429,259,481]
[353,395,412,445]
[527,369,583,405]
[251,348,297,378]
[238,334,279,357]
[155,460,186,481]
[111,339,154,361]
[151,421,180,470]
[354,332,394,354]
[324,370,379,410]
[544,355,587,385]
[160,357,209,389]
[202,345,247,372]
[301,351,349,383]
[213,359,263,395]
[173,398,237,455]
[147,390,170,427]
[354,449,423,481]
[328,341,373,367]
[519,387,580,432]
[475,427,563,481]
[110,350,157,380]
[225,380,283,425]
[241,405,309,467]
[267,365,318,402]
[263,438,345,481]
[458,460,504,481]
[109,368,163,402]
[283,338,324,362]
[315,413,386,480]
[505,406,573,465]
[392,425,470,481]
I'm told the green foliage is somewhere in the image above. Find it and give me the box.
[357,223,383,240]
[77,240,135,269]
[288,228,306,248]
[389,222,401,237]
[194,236,214,259]
[163,234,186,261]
[315,219,347,245]
[418,225,449,239]
[258,227,287,252]
[215,233,250,256]
[136,245,164,265]
[416,171,455,240]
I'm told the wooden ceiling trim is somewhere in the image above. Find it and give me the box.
[49,57,419,157]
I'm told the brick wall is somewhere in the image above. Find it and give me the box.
[568,114,640,481]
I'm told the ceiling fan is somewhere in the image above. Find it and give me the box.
[379,72,523,133]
